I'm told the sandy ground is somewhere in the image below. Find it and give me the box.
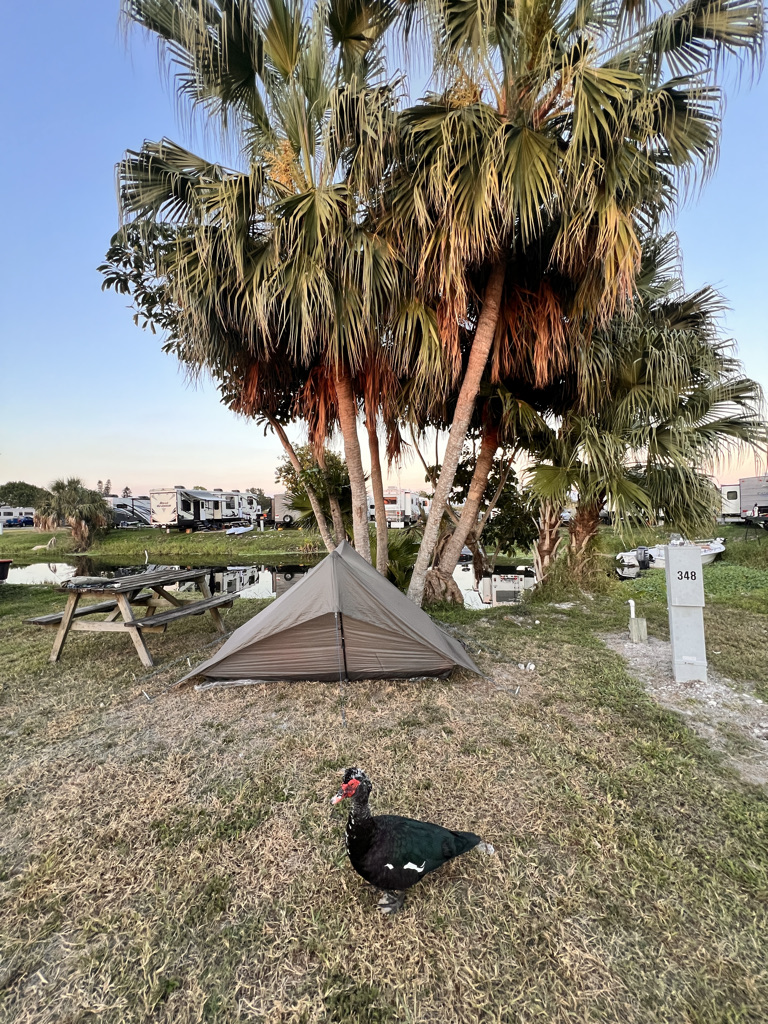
[601,632,768,787]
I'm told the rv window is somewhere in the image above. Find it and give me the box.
[181,499,192,512]
[214,501,220,510]
[226,498,235,509]
[726,490,738,501]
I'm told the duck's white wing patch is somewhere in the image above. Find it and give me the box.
[385,863,394,870]
[403,861,426,873]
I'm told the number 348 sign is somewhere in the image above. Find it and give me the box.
[667,548,705,607]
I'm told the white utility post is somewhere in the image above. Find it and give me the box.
[665,545,707,683]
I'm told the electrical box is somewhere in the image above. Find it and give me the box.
[665,545,707,683]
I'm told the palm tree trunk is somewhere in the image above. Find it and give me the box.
[316,448,345,545]
[435,425,499,580]
[365,399,389,575]
[568,500,603,562]
[334,366,372,563]
[267,416,336,554]
[408,262,506,605]
[533,499,563,583]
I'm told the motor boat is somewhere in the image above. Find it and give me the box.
[616,537,725,574]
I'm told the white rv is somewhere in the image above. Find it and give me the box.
[271,493,296,526]
[150,487,261,530]
[739,476,768,518]
[104,494,151,526]
[368,488,422,528]
[719,483,741,521]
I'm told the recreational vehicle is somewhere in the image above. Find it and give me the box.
[739,475,768,518]
[0,505,35,525]
[104,494,151,527]
[368,488,422,528]
[719,483,741,521]
[149,487,261,530]
[271,493,296,526]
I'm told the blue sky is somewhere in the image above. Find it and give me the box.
[1,1,766,496]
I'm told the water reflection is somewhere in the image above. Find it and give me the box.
[6,563,79,586]
[4,560,315,598]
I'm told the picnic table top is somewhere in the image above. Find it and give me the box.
[58,567,209,594]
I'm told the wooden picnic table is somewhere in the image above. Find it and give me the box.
[25,567,238,668]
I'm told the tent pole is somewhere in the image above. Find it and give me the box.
[337,611,350,681]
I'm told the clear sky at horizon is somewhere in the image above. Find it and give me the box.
[1,1,766,497]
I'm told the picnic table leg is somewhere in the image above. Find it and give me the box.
[197,575,227,634]
[116,594,155,668]
[151,585,183,608]
[49,592,80,662]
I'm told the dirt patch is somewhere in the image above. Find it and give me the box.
[601,632,768,787]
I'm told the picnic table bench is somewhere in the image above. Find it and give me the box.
[25,567,239,668]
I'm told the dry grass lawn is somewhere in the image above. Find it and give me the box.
[1,583,767,1023]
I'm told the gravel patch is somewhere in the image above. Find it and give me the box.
[601,632,768,787]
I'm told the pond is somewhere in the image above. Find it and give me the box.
[3,558,487,606]
[3,560,319,600]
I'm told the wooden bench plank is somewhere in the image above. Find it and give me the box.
[25,594,153,626]
[132,593,238,629]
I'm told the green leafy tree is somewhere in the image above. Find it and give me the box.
[0,481,51,508]
[122,486,132,498]
[480,475,538,573]
[276,446,352,539]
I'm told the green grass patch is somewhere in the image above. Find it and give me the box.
[1,575,767,1023]
[0,525,320,566]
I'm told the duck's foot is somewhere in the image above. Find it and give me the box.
[377,890,405,915]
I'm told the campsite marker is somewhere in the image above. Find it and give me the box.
[664,544,707,683]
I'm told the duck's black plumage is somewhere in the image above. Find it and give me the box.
[332,767,493,913]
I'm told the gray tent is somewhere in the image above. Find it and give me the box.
[178,540,479,684]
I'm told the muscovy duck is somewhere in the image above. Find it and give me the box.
[331,767,494,913]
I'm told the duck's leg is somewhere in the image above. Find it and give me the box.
[377,890,406,914]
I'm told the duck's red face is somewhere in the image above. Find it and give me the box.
[331,778,360,804]
[331,768,370,805]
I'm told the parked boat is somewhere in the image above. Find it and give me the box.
[616,538,725,573]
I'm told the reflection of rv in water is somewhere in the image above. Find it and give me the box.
[175,564,312,599]
[150,488,262,530]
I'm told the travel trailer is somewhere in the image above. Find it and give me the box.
[150,487,261,530]
[104,494,151,526]
[368,488,423,528]
[719,483,741,521]
[0,505,35,525]
[739,476,768,518]
[271,493,296,526]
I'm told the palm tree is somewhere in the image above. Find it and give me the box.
[384,0,764,604]
[117,0,401,564]
[36,479,111,552]
[528,237,766,575]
